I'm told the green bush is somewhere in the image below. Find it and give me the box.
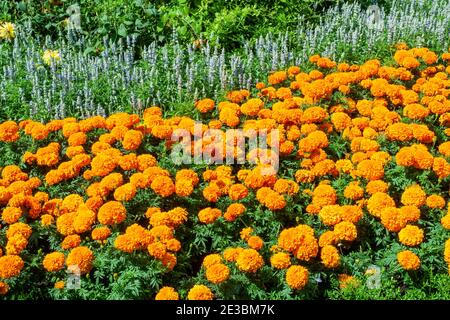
[1,0,393,50]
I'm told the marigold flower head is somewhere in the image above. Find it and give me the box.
[425,195,445,209]
[223,247,243,262]
[319,205,343,226]
[1,207,22,224]
[236,248,264,273]
[398,225,424,247]
[97,201,127,225]
[205,263,230,284]
[0,281,9,295]
[401,185,426,207]
[148,241,167,259]
[155,287,179,300]
[333,221,358,242]
[224,203,246,222]
[240,227,254,241]
[247,235,264,250]
[91,226,112,241]
[286,265,309,290]
[0,121,19,142]
[43,252,65,272]
[113,183,137,202]
[380,207,407,232]
[40,214,55,226]
[195,98,215,113]
[174,179,194,197]
[0,255,24,278]
[122,130,143,150]
[198,207,221,224]
[270,252,291,269]
[151,175,175,198]
[321,245,340,268]
[187,284,214,300]
[344,183,364,200]
[367,192,395,218]
[397,250,420,271]
[228,183,249,201]
[66,246,94,275]
[61,234,81,250]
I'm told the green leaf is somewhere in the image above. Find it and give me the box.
[117,24,128,37]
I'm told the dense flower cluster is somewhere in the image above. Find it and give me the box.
[1,47,450,299]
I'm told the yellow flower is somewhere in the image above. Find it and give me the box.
[0,22,15,40]
[42,49,61,66]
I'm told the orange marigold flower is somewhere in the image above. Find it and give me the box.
[61,234,81,250]
[426,195,446,209]
[224,203,246,222]
[400,205,421,223]
[228,183,249,201]
[175,179,194,197]
[356,159,384,181]
[286,265,309,290]
[223,247,243,262]
[268,71,287,85]
[319,205,343,226]
[398,225,424,247]
[320,245,340,268]
[198,207,221,224]
[72,205,96,234]
[236,248,264,273]
[247,235,264,250]
[113,183,137,202]
[401,185,426,207]
[445,239,450,265]
[122,130,143,150]
[68,132,87,147]
[318,231,336,247]
[203,184,221,202]
[365,180,388,195]
[97,201,127,225]
[66,246,94,275]
[151,176,175,197]
[441,214,450,230]
[1,207,22,224]
[187,284,214,300]
[333,221,358,242]
[331,112,352,131]
[166,238,182,252]
[270,252,291,269]
[136,154,157,171]
[380,207,407,232]
[385,123,413,142]
[273,179,299,196]
[397,250,421,271]
[366,192,395,218]
[54,281,65,289]
[202,254,222,269]
[155,287,179,300]
[0,255,24,278]
[41,214,55,226]
[43,252,65,272]
[91,226,111,241]
[0,281,9,295]
[256,187,286,211]
[205,263,230,284]
[0,121,20,142]
[148,242,167,259]
[195,98,215,113]
[343,183,364,200]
